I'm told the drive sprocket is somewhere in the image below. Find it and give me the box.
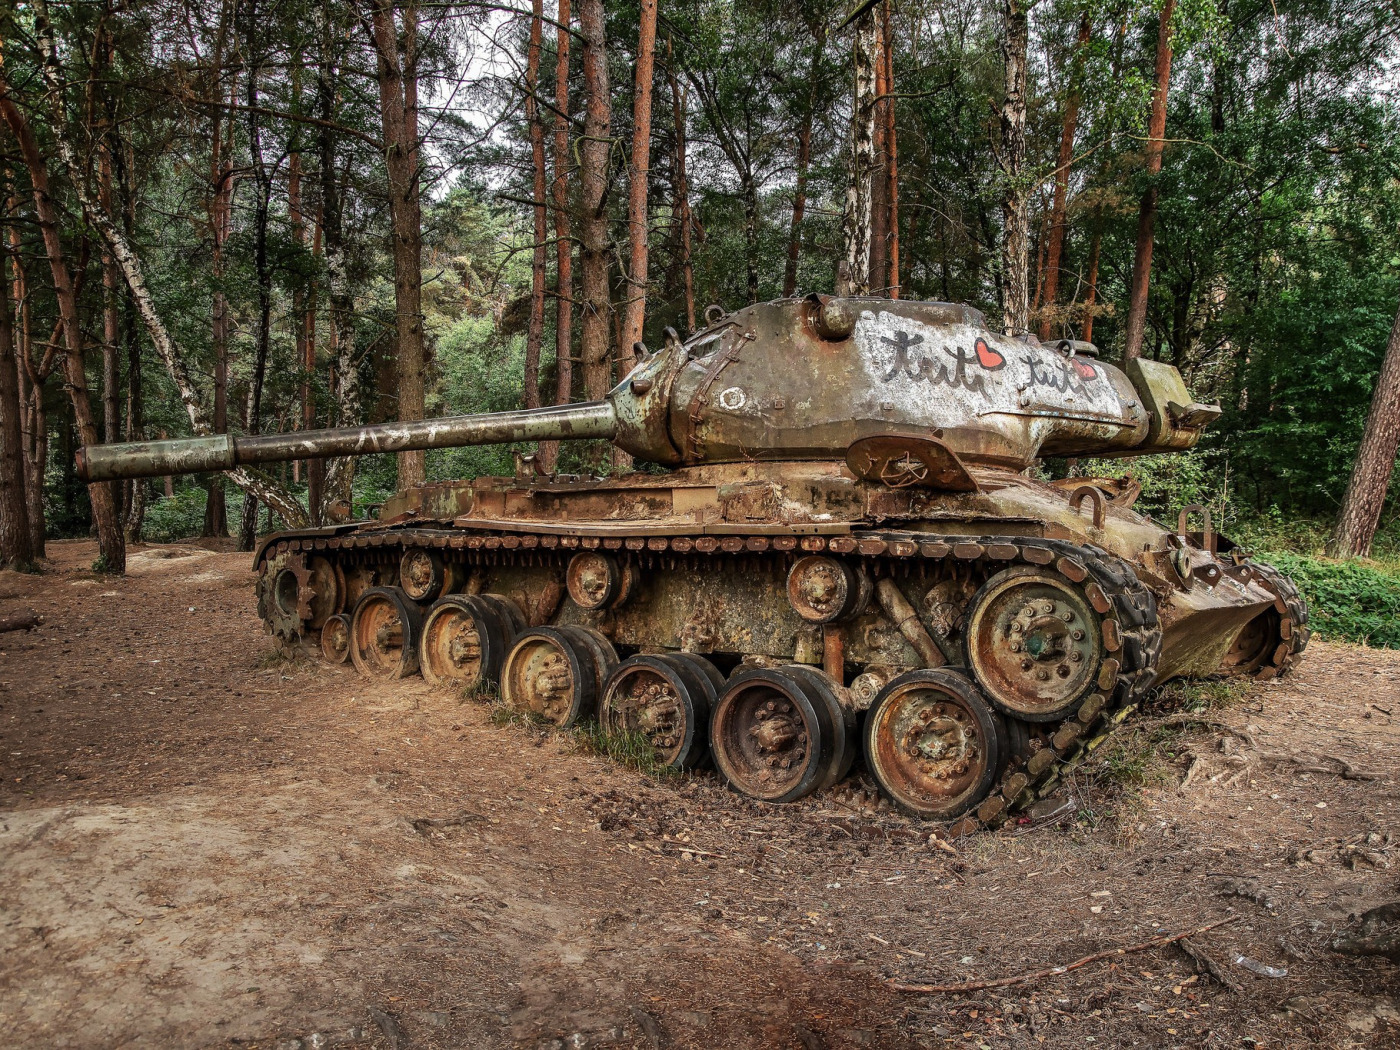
[256,550,315,643]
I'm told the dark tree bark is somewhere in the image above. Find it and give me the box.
[204,63,236,539]
[577,0,613,404]
[539,0,572,473]
[369,0,427,489]
[1038,14,1090,340]
[1081,213,1102,343]
[0,253,32,568]
[1122,0,1175,362]
[1328,303,1400,558]
[781,36,818,299]
[7,191,46,558]
[239,11,274,552]
[523,0,548,413]
[998,0,1030,334]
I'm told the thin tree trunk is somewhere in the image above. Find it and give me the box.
[667,42,696,328]
[1122,0,1175,363]
[1328,303,1400,559]
[0,71,125,572]
[782,76,815,298]
[239,16,274,552]
[370,0,427,490]
[1037,13,1089,340]
[204,70,236,538]
[841,6,878,296]
[868,9,889,295]
[524,0,548,414]
[619,0,658,371]
[539,0,572,473]
[577,0,613,405]
[1081,214,1102,343]
[8,179,45,558]
[320,0,360,510]
[882,0,899,299]
[999,0,1030,334]
[0,253,32,568]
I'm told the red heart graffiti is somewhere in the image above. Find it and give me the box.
[1071,358,1097,381]
[974,338,1004,369]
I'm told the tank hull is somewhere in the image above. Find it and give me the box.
[254,462,1308,829]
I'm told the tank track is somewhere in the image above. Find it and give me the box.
[258,526,1275,833]
[1247,560,1311,678]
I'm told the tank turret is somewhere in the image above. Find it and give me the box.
[73,296,1302,836]
[76,296,1218,484]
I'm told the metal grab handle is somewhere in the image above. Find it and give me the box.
[1176,504,1216,555]
[1069,485,1107,529]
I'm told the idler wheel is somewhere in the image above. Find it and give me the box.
[709,667,836,803]
[786,556,865,623]
[601,656,712,771]
[399,548,452,603]
[1221,610,1277,676]
[420,594,515,693]
[320,613,352,664]
[501,627,600,727]
[350,586,425,679]
[964,566,1106,722]
[864,668,1005,819]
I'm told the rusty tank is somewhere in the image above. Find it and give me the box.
[78,296,1310,831]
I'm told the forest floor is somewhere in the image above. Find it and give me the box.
[1,539,1397,1050]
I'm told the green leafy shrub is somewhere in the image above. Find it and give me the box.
[141,486,210,543]
[1257,552,1400,649]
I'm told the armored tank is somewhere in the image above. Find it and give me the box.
[78,296,1309,830]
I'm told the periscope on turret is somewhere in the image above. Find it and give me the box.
[76,296,1301,829]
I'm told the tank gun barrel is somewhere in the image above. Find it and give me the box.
[75,401,619,483]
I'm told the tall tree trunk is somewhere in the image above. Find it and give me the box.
[523,0,548,414]
[881,0,899,299]
[868,11,888,295]
[320,0,360,510]
[0,73,125,572]
[998,0,1029,334]
[782,66,816,298]
[620,0,658,366]
[7,179,45,557]
[370,0,427,489]
[239,19,274,552]
[539,0,573,473]
[841,7,878,296]
[204,71,236,538]
[1122,0,1175,363]
[122,275,144,542]
[667,42,696,329]
[0,254,31,568]
[1037,14,1089,340]
[577,0,613,405]
[1327,303,1400,559]
[1081,214,1102,343]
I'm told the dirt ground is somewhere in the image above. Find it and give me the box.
[1,538,1397,1050]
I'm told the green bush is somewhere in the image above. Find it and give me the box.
[1257,551,1400,649]
[141,486,210,542]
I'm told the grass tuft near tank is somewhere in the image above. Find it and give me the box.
[77,296,1308,829]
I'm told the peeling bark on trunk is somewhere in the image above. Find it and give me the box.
[8,181,46,558]
[998,0,1029,335]
[841,7,878,296]
[1122,0,1175,363]
[577,0,613,406]
[370,0,427,490]
[204,68,236,539]
[620,0,658,363]
[1328,303,1400,559]
[1038,14,1089,341]
[524,0,548,414]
